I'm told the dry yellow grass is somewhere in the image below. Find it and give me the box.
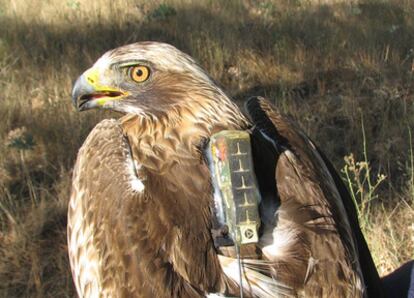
[0,0,413,296]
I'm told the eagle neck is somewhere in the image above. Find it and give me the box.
[120,95,250,172]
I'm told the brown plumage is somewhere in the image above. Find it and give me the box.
[69,42,381,297]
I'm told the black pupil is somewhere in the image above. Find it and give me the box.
[136,68,143,77]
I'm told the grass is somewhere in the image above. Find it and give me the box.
[0,0,413,296]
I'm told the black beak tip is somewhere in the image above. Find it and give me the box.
[71,76,82,110]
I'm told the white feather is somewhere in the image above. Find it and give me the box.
[126,150,145,193]
[260,225,298,260]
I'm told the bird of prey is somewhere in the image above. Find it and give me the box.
[69,42,382,297]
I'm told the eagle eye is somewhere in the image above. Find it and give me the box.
[129,65,150,83]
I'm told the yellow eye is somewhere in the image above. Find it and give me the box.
[129,65,150,83]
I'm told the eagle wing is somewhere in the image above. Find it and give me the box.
[68,119,210,297]
[67,119,146,297]
[239,97,367,296]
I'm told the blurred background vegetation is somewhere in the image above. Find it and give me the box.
[0,0,413,296]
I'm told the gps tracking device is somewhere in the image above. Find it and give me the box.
[207,130,262,247]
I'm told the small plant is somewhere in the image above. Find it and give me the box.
[5,127,37,204]
[342,153,386,223]
[341,114,386,226]
[148,4,176,20]
[6,127,35,151]
[66,0,80,10]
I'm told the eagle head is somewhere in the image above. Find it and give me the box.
[72,42,234,119]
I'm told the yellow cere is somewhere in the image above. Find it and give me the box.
[84,67,122,94]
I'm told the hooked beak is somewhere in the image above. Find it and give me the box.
[71,68,127,111]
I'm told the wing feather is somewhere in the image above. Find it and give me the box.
[244,97,366,297]
[68,119,147,297]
